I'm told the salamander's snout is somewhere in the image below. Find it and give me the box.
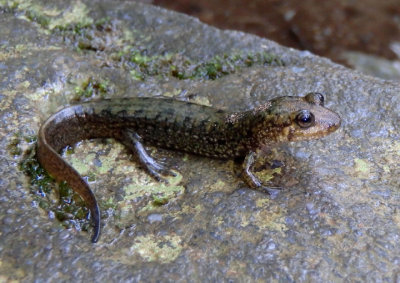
[302,92,341,134]
[319,109,341,134]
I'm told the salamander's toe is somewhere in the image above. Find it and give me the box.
[260,186,281,199]
[146,163,177,183]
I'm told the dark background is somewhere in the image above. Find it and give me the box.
[153,0,400,66]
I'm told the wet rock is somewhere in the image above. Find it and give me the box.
[0,0,399,282]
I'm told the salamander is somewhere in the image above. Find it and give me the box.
[36,92,341,242]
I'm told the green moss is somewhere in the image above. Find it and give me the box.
[7,133,23,156]
[3,1,95,31]
[24,9,50,28]
[53,17,110,36]
[120,50,284,81]
[86,172,96,182]
[255,167,282,183]
[130,69,145,81]
[64,146,74,155]
[0,1,19,11]
[18,139,92,233]
[152,195,169,206]
[192,51,283,80]
[73,77,109,100]
[19,140,53,195]
[2,1,283,84]
[100,197,117,211]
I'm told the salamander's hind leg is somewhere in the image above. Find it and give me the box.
[242,151,281,198]
[120,130,176,182]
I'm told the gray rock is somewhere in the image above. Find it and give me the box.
[1,0,400,282]
[342,51,400,80]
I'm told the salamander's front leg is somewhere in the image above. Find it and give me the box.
[120,130,176,182]
[242,151,280,196]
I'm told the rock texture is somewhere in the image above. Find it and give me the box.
[0,0,399,281]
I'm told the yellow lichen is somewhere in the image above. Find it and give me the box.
[353,158,371,178]
[131,235,183,263]
[255,198,270,208]
[240,204,287,232]
[48,1,93,29]
[123,171,183,201]
[68,152,94,176]
[254,167,281,183]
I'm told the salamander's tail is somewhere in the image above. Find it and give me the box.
[90,202,101,243]
[37,123,102,243]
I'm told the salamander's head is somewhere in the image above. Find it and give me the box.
[252,92,341,146]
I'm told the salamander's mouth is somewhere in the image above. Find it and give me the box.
[324,111,341,133]
[327,120,341,133]
[287,110,341,142]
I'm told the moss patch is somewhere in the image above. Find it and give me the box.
[1,0,93,30]
[73,77,110,101]
[121,50,284,81]
[17,138,92,233]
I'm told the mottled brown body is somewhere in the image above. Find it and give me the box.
[37,93,340,242]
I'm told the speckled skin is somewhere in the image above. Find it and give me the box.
[37,93,340,242]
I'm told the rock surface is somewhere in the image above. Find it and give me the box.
[1,0,399,281]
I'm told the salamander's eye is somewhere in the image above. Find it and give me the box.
[305,92,324,106]
[295,110,315,128]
